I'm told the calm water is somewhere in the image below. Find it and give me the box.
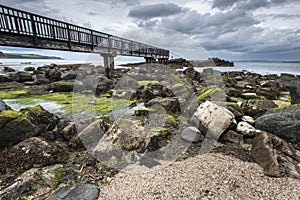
[1,59,300,75]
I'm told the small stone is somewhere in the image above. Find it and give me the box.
[236,122,260,137]
[241,116,255,125]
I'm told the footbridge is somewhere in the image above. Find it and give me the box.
[0,4,169,76]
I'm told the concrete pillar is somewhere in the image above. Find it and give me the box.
[101,53,115,78]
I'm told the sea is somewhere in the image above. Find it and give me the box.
[0,59,300,75]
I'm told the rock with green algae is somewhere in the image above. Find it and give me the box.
[0,105,59,148]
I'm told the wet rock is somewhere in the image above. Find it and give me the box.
[0,74,11,83]
[24,66,35,71]
[61,71,78,80]
[3,66,15,73]
[255,107,300,145]
[0,137,67,175]
[48,81,74,92]
[181,126,204,143]
[241,115,255,125]
[46,184,99,200]
[290,86,300,104]
[242,100,278,119]
[95,75,114,95]
[183,67,201,82]
[0,106,59,148]
[256,87,280,100]
[225,87,242,97]
[0,100,11,112]
[60,122,77,141]
[9,71,34,82]
[193,101,235,139]
[146,97,180,113]
[251,131,300,179]
[141,84,174,101]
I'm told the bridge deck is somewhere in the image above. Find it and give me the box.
[0,4,169,58]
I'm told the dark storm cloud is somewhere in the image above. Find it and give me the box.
[212,0,296,10]
[128,3,185,20]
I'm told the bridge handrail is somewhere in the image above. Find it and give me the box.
[0,4,169,57]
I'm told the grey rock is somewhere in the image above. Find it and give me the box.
[46,184,99,200]
[9,71,34,82]
[61,71,78,80]
[255,108,300,144]
[181,126,204,143]
[24,66,35,71]
[219,130,243,145]
[251,131,300,179]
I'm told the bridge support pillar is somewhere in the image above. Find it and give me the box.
[157,58,169,65]
[144,57,156,64]
[101,53,115,78]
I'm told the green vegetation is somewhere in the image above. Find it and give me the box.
[134,108,152,116]
[197,86,222,101]
[241,93,266,100]
[138,80,159,86]
[0,110,22,119]
[0,89,28,99]
[164,114,177,124]
[53,167,65,188]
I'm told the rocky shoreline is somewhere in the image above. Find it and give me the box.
[0,62,300,199]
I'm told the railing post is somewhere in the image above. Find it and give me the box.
[66,24,71,49]
[108,36,112,53]
[91,30,94,50]
[30,14,37,43]
[14,17,20,34]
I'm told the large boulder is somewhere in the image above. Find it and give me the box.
[0,106,59,148]
[251,132,300,179]
[193,101,235,139]
[0,74,12,83]
[255,107,300,145]
[46,184,99,200]
[48,81,74,92]
[9,71,34,82]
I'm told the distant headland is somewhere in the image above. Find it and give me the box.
[0,51,63,60]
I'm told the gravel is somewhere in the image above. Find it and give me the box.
[98,153,300,200]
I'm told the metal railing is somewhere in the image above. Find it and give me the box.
[0,4,169,58]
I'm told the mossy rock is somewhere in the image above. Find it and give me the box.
[241,93,266,100]
[134,108,152,116]
[197,86,222,102]
[213,101,243,118]
[138,80,159,86]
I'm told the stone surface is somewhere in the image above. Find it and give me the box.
[241,115,255,125]
[48,81,74,92]
[9,71,33,82]
[242,100,278,119]
[0,137,67,175]
[219,130,243,145]
[255,108,300,144]
[0,168,39,200]
[181,126,204,143]
[46,184,99,200]
[0,106,58,148]
[251,131,300,179]
[236,122,260,137]
[146,97,180,113]
[193,101,235,139]
[24,66,35,71]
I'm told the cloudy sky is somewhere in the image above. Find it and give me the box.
[0,0,299,61]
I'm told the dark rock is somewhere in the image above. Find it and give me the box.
[3,66,15,73]
[61,71,78,80]
[0,100,11,112]
[219,130,243,145]
[9,71,34,82]
[48,81,74,92]
[95,75,114,95]
[0,74,12,82]
[0,106,59,148]
[255,108,300,144]
[226,87,242,97]
[242,100,278,119]
[181,126,204,143]
[24,66,35,71]
[0,137,67,175]
[145,97,180,113]
[24,81,36,86]
[183,67,201,82]
[290,86,300,104]
[255,87,280,100]
[46,184,99,200]
[251,131,300,179]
